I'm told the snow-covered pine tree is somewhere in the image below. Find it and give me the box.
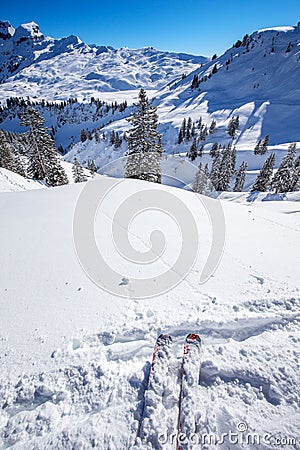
[210,151,221,190]
[260,134,270,154]
[187,138,198,161]
[271,142,296,193]
[209,119,217,134]
[110,130,116,146]
[72,157,87,183]
[0,130,15,171]
[177,128,183,144]
[217,144,235,191]
[20,107,68,186]
[181,118,187,139]
[186,117,193,141]
[251,153,276,192]
[227,115,239,139]
[254,139,262,155]
[210,142,219,158]
[114,132,122,149]
[88,159,97,176]
[231,145,237,174]
[291,155,300,191]
[200,125,208,141]
[80,129,87,142]
[124,88,162,183]
[233,161,248,191]
[193,162,210,194]
[191,74,200,89]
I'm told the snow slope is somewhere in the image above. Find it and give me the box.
[0,178,299,449]
[0,168,43,192]
[0,21,207,101]
[154,25,300,146]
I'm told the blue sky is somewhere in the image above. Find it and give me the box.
[2,0,299,55]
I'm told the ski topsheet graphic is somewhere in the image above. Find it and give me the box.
[135,333,201,450]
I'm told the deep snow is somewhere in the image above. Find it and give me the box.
[0,177,299,449]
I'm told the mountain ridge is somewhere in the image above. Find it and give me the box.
[0,20,208,99]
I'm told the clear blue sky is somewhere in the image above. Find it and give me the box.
[2,0,299,56]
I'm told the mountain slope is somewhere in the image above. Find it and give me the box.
[0,20,208,100]
[155,25,300,146]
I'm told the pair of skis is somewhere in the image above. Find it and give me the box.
[137,333,201,449]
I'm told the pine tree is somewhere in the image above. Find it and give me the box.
[181,118,186,139]
[187,138,198,161]
[191,74,200,89]
[251,153,275,192]
[193,162,210,194]
[186,117,193,141]
[227,115,239,139]
[291,155,300,191]
[198,143,204,157]
[254,139,262,155]
[88,159,97,176]
[260,134,270,154]
[114,132,122,149]
[210,142,219,158]
[72,157,87,183]
[200,125,208,141]
[233,161,248,191]
[211,64,218,74]
[271,142,296,193]
[20,108,68,186]
[210,152,221,190]
[177,128,183,144]
[124,88,162,183]
[217,144,235,191]
[209,119,217,134]
[80,129,87,142]
[231,145,237,174]
[58,144,64,154]
[0,130,15,171]
[110,130,116,146]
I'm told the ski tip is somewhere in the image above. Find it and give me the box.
[186,333,201,345]
[157,334,173,345]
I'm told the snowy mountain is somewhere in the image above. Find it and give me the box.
[0,23,300,188]
[61,25,300,185]
[0,20,207,100]
[0,177,299,448]
[154,25,300,146]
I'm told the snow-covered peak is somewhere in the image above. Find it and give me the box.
[0,20,15,40]
[13,21,44,41]
[257,25,295,33]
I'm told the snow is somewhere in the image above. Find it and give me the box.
[0,21,208,100]
[0,168,43,192]
[258,26,295,33]
[0,178,299,448]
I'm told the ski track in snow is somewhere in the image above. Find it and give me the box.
[1,302,299,449]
